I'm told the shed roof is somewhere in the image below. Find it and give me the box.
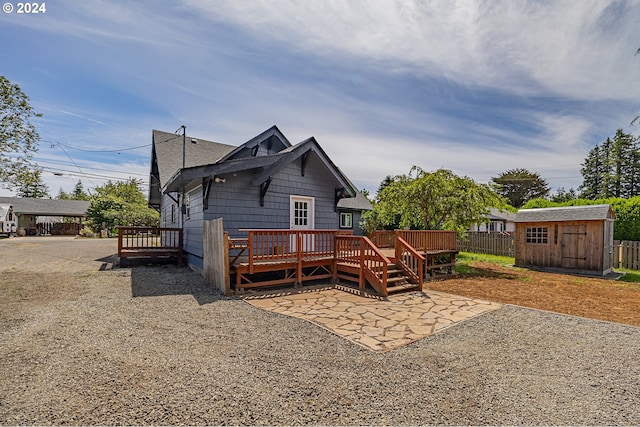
[0,197,90,217]
[515,204,614,223]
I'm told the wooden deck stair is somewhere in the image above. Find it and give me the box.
[335,260,420,295]
[384,262,421,294]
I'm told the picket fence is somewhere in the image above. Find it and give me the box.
[458,234,640,271]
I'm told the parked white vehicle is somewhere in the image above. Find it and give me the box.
[0,204,17,236]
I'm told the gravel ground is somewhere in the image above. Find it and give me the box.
[1,237,640,425]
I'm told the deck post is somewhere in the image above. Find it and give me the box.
[358,242,365,290]
[248,231,254,274]
[332,235,338,283]
[224,232,231,295]
[296,232,303,286]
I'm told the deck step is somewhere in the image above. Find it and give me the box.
[387,283,421,294]
[386,276,409,283]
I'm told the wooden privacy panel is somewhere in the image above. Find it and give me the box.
[203,218,230,295]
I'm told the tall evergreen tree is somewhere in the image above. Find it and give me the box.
[16,169,49,198]
[580,129,640,199]
[57,180,89,200]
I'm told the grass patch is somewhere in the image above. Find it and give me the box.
[457,252,515,266]
[455,252,517,277]
[617,269,640,283]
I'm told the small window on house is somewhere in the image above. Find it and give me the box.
[340,212,353,229]
[526,226,548,244]
[184,193,191,220]
[171,204,175,223]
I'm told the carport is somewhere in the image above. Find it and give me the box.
[0,197,90,236]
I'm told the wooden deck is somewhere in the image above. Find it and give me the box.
[115,226,457,296]
[117,226,183,266]
[230,229,457,296]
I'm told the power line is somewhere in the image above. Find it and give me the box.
[41,166,145,182]
[42,139,152,153]
[33,157,147,176]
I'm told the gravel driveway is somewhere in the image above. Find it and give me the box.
[1,237,639,425]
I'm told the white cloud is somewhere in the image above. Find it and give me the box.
[186,0,640,100]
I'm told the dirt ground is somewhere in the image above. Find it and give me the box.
[425,261,640,327]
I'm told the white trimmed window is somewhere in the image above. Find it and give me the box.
[340,212,353,229]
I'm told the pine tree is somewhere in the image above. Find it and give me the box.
[580,129,640,199]
[16,169,49,198]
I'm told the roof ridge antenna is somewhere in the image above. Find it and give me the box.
[175,125,186,169]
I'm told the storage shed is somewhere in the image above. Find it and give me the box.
[514,204,615,276]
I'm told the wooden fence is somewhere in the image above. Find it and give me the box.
[369,230,458,251]
[614,240,640,270]
[456,235,640,271]
[457,232,515,257]
[36,222,81,236]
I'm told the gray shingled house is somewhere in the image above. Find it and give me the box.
[514,204,615,276]
[149,126,372,271]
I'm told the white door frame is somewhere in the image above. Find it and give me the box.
[289,195,315,252]
[289,195,315,230]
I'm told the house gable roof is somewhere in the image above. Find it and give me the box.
[163,136,359,199]
[515,204,615,223]
[149,129,235,205]
[0,197,90,217]
[487,208,517,222]
[216,125,291,162]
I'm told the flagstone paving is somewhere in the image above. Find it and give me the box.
[243,285,503,352]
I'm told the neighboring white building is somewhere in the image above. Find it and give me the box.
[470,208,517,233]
[0,203,17,235]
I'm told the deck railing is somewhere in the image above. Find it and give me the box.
[395,230,458,252]
[335,235,389,296]
[394,236,425,288]
[117,226,183,265]
[238,229,341,274]
[369,230,395,248]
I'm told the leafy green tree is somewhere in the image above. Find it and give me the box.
[550,187,578,203]
[87,178,159,234]
[16,169,49,198]
[0,76,42,190]
[366,167,508,232]
[491,168,549,208]
[377,175,399,196]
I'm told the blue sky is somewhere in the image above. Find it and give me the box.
[1,0,639,198]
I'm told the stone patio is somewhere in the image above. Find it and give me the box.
[243,285,503,352]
